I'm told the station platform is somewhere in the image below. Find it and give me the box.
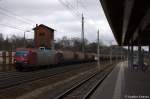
[90,62,150,99]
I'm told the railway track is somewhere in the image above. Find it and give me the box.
[0,62,115,99]
[55,64,114,99]
[0,62,96,90]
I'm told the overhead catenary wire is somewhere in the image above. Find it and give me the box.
[57,0,101,46]
[0,7,36,35]
[0,6,36,24]
[0,23,34,33]
[0,23,34,40]
[0,11,33,26]
[77,0,99,28]
[0,7,36,25]
[58,0,99,30]
[78,0,115,45]
[0,23,25,31]
[58,0,82,20]
[67,0,98,26]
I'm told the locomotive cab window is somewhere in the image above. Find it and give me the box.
[15,51,29,56]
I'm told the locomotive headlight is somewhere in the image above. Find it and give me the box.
[95,57,98,60]
[24,54,28,56]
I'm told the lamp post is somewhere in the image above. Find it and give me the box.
[24,30,30,47]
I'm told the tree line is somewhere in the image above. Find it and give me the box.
[55,36,127,56]
[0,33,34,51]
[0,33,127,56]
[55,36,104,53]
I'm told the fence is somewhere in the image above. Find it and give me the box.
[0,51,15,71]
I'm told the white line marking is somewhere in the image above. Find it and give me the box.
[113,62,125,99]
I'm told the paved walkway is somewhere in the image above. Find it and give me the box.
[90,61,150,99]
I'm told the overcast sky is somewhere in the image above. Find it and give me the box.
[0,0,116,45]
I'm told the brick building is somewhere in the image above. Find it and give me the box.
[33,24,55,48]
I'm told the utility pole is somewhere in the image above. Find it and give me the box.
[97,30,100,70]
[110,41,113,64]
[24,32,26,48]
[149,46,150,66]
[128,46,130,67]
[81,14,85,55]
[110,46,112,64]
[121,46,122,61]
[24,30,30,48]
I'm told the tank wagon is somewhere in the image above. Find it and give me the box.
[14,47,95,71]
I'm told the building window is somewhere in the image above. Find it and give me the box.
[39,33,45,36]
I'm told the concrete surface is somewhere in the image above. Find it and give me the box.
[90,61,150,99]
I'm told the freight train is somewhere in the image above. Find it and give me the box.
[14,47,96,71]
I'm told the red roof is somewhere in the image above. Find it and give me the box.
[33,24,55,31]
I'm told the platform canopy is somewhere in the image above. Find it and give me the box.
[100,0,150,46]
